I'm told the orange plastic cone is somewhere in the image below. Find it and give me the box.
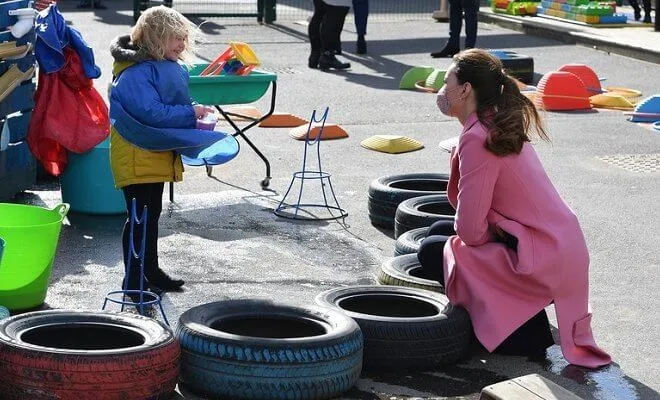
[289,124,349,140]
[259,113,308,128]
[558,64,601,94]
[223,106,263,121]
[535,71,592,111]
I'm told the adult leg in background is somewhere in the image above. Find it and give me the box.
[353,0,369,54]
[319,3,352,70]
[308,0,327,68]
[431,0,463,58]
[462,0,479,49]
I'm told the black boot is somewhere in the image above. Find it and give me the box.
[356,35,367,54]
[146,269,185,292]
[318,51,350,71]
[308,50,320,69]
[430,45,460,58]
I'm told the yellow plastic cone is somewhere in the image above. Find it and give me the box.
[590,93,635,110]
[604,87,643,99]
[360,135,424,154]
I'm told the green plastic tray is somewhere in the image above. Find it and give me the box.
[188,64,277,106]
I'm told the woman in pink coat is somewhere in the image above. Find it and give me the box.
[418,49,611,369]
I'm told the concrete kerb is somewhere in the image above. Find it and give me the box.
[478,10,660,64]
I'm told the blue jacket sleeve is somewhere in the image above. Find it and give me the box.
[112,64,196,129]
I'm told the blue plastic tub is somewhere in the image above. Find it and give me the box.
[60,137,125,215]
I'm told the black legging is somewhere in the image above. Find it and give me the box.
[417,220,554,356]
[308,0,350,53]
[121,183,164,290]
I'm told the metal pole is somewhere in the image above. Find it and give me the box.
[655,0,659,31]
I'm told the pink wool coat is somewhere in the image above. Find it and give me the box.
[442,113,611,368]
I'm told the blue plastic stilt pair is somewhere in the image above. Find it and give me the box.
[274,107,347,221]
[0,238,9,320]
[102,199,169,325]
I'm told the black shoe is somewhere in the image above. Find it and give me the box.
[146,270,185,292]
[642,14,651,23]
[430,45,460,58]
[356,35,367,55]
[308,50,320,69]
[318,51,350,71]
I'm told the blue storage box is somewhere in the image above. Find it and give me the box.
[0,53,35,76]
[0,0,29,29]
[0,140,34,176]
[2,111,31,143]
[0,82,34,120]
[60,137,125,215]
[0,28,35,46]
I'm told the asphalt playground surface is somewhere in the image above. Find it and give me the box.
[14,1,660,398]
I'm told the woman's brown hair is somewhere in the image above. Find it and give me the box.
[452,49,549,156]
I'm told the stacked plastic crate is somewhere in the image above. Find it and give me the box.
[0,0,36,201]
[492,0,540,16]
[538,0,627,24]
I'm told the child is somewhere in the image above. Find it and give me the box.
[109,6,213,295]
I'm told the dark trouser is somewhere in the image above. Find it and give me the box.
[121,183,164,290]
[447,0,478,49]
[417,220,554,356]
[309,0,350,52]
[352,0,369,36]
[628,0,651,12]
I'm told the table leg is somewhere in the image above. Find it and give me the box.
[215,82,277,188]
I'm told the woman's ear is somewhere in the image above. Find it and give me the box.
[461,82,472,100]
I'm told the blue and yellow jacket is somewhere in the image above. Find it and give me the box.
[108,35,192,188]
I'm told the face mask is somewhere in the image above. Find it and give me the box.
[436,85,464,116]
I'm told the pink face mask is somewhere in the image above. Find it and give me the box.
[436,85,464,116]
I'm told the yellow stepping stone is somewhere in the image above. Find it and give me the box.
[361,135,424,154]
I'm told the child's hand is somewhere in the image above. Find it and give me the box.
[194,105,215,119]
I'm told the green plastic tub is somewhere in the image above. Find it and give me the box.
[187,64,277,105]
[0,203,69,311]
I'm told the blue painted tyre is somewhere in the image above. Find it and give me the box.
[0,306,8,320]
[176,299,363,400]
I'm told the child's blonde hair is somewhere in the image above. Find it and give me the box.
[131,6,198,63]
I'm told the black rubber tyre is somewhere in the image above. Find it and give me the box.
[0,310,179,400]
[489,50,534,84]
[176,299,363,400]
[394,194,455,239]
[368,173,449,229]
[377,254,444,293]
[394,227,428,255]
[316,286,472,371]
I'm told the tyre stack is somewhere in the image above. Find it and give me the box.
[316,286,472,371]
[368,173,449,230]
